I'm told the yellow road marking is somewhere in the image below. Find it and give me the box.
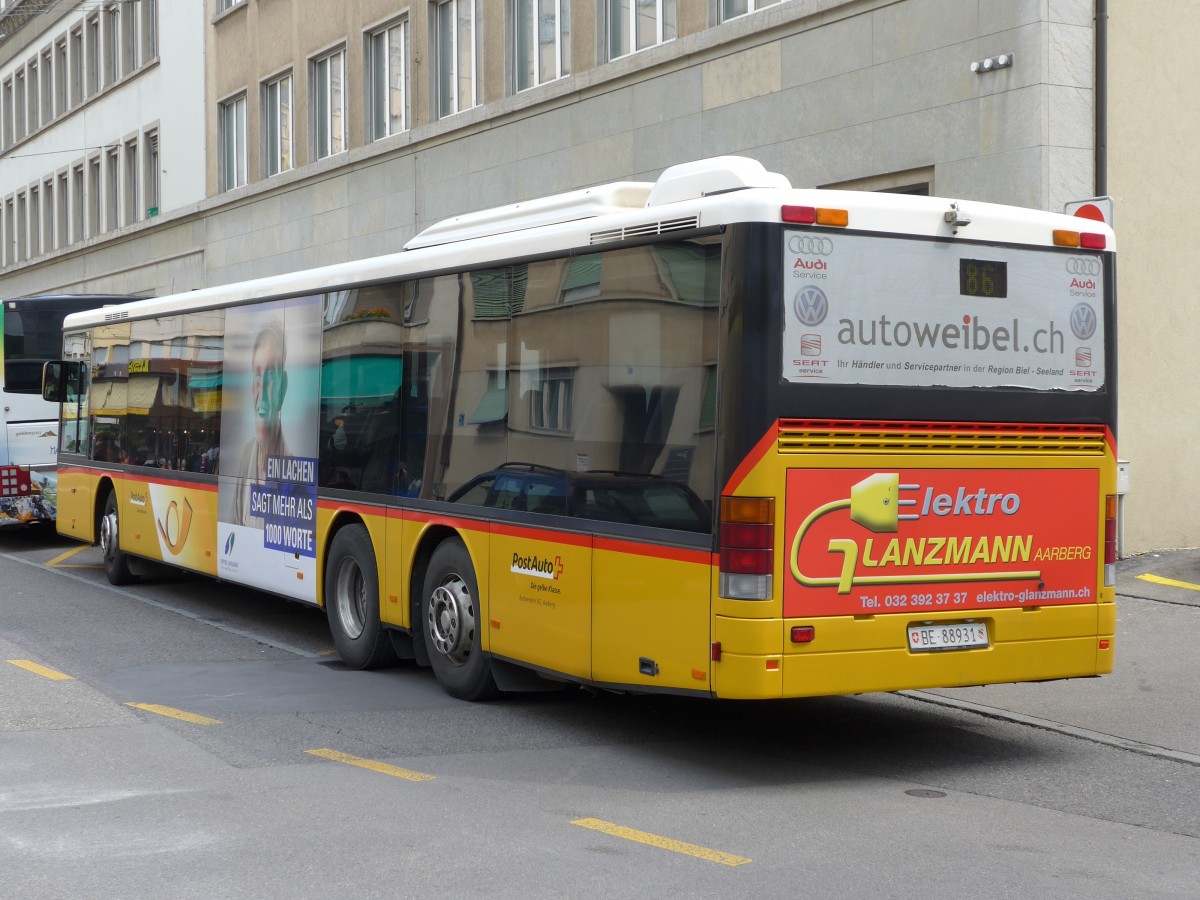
[1136,573,1200,592]
[46,544,102,568]
[571,817,751,867]
[125,703,222,725]
[305,748,436,782]
[7,659,74,681]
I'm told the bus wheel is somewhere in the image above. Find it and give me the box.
[325,524,398,670]
[100,492,136,585]
[421,539,497,701]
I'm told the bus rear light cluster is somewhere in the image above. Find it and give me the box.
[0,465,32,498]
[1104,494,1117,586]
[719,496,774,600]
[782,205,849,227]
[1053,229,1107,250]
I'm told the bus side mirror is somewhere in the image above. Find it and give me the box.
[41,361,82,403]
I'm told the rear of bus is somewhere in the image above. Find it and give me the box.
[711,194,1116,699]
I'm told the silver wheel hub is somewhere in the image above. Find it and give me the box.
[100,510,118,560]
[333,557,366,640]
[427,574,475,667]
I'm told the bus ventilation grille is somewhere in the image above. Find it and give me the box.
[776,420,1108,455]
[589,216,700,245]
[104,310,130,321]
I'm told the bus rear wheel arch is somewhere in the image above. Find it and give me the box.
[420,537,497,701]
[324,521,399,670]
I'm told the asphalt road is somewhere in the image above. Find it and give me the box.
[1,526,1198,899]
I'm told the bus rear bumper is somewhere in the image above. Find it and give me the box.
[712,604,1115,700]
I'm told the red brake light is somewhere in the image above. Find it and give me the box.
[782,205,816,224]
[1080,233,1107,250]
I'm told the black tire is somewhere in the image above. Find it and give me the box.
[325,524,399,669]
[421,538,498,701]
[100,491,136,585]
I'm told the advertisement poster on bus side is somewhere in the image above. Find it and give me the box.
[216,296,322,603]
[783,468,1098,618]
[782,232,1105,391]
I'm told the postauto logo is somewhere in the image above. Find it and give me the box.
[793,285,829,327]
[1070,303,1097,341]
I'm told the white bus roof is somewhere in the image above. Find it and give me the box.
[63,155,1114,329]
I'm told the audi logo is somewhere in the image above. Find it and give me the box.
[787,235,834,256]
[1066,257,1101,276]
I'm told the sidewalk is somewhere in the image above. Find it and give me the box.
[922,549,1200,758]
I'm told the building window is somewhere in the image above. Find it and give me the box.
[141,0,158,60]
[124,138,139,225]
[27,57,39,132]
[69,28,83,107]
[2,199,12,266]
[86,15,100,95]
[514,0,569,91]
[606,0,675,60]
[104,5,120,86]
[720,0,780,20]
[105,147,119,230]
[40,48,53,123]
[367,20,407,140]
[55,39,68,115]
[87,156,101,237]
[219,94,247,191]
[42,178,54,251]
[16,193,27,260]
[436,0,476,118]
[528,368,573,432]
[218,0,246,10]
[144,129,159,215]
[262,72,293,176]
[71,164,84,242]
[14,70,26,140]
[311,48,346,159]
[30,185,43,257]
[57,172,69,248]
[123,0,140,75]
[2,79,12,147]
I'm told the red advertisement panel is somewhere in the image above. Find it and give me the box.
[783,468,1099,617]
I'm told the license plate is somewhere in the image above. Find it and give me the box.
[907,622,988,652]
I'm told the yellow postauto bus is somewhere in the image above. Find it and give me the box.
[44,156,1117,701]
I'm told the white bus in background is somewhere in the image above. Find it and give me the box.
[1,295,141,526]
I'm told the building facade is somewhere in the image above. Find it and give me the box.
[0,0,1188,553]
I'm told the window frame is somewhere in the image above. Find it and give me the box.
[435,0,477,118]
[310,47,347,160]
[367,19,408,141]
[513,0,570,92]
[606,0,676,61]
[262,71,294,176]
[219,93,248,192]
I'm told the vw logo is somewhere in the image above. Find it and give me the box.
[1066,257,1101,276]
[1070,303,1097,340]
[787,235,834,256]
[793,286,829,327]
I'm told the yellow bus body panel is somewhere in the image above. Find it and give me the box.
[56,468,99,542]
[591,540,712,692]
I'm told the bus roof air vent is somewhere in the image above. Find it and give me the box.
[645,156,792,207]
[406,182,654,249]
[589,215,701,246]
[103,310,129,321]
